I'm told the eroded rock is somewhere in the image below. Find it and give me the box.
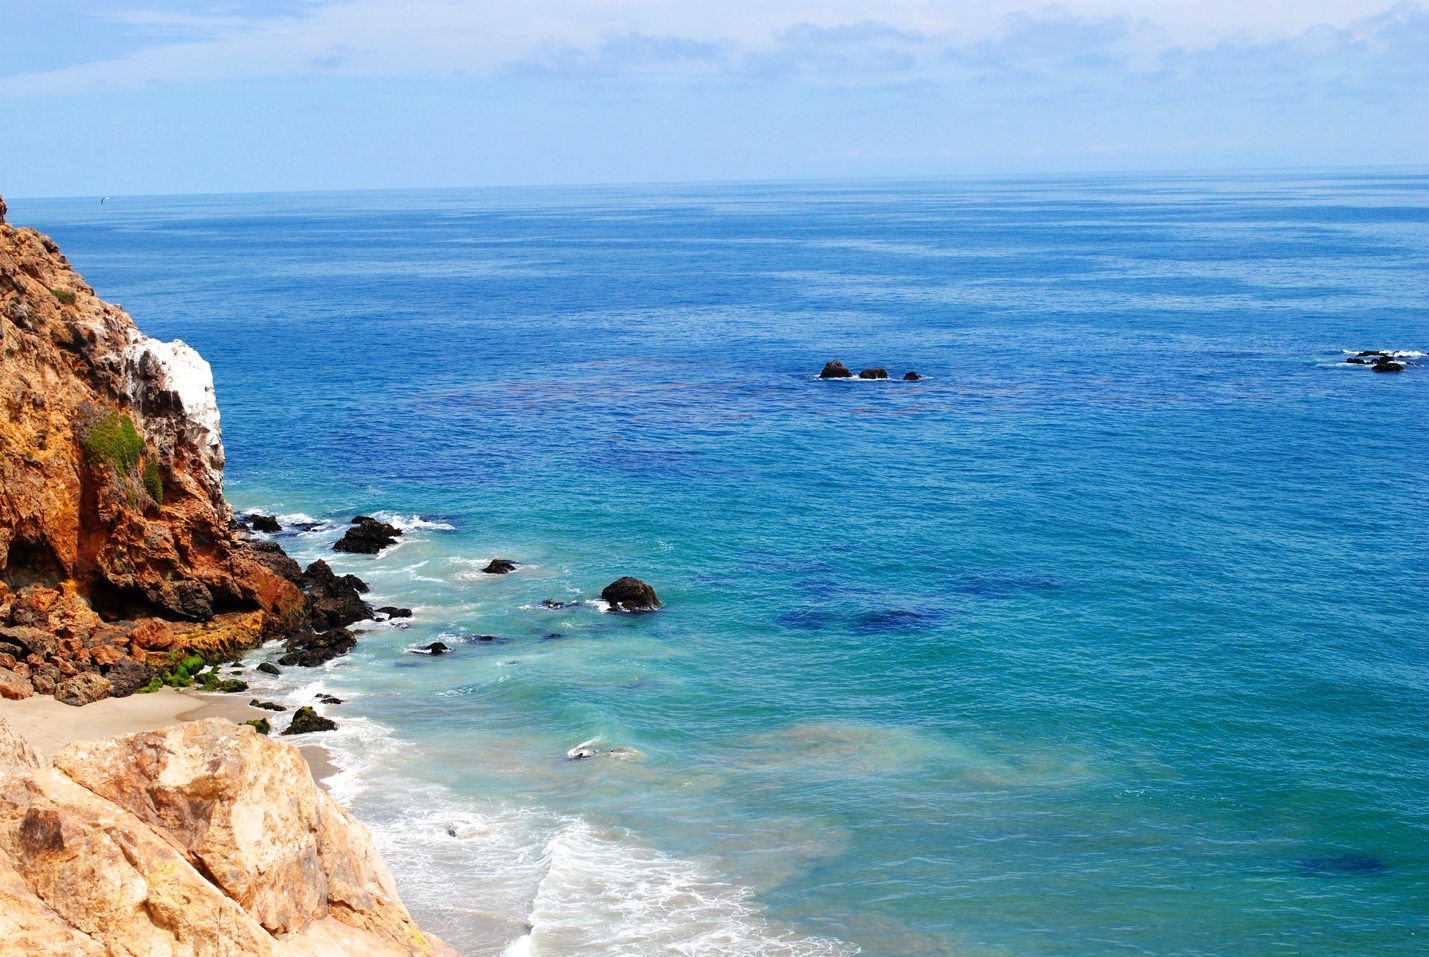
[333,517,402,555]
[54,673,110,707]
[819,360,853,379]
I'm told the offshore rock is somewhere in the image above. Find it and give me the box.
[246,513,282,533]
[482,558,517,574]
[601,576,662,612]
[0,717,458,956]
[903,371,922,380]
[858,367,889,379]
[333,517,402,555]
[819,360,853,379]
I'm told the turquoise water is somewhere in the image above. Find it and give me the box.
[14,172,1429,956]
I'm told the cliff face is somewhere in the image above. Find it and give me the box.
[0,194,305,700]
[0,716,460,957]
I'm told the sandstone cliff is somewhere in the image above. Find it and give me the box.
[0,715,460,957]
[0,194,308,702]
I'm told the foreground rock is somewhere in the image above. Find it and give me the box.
[0,716,457,956]
[601,576,662,612]
[284,706,338,735]
[819,360,853,379]
[333,516,402,554]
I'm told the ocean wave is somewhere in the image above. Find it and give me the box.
[369,512,459,532]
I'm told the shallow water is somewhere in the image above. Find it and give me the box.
[14,171,1429,956]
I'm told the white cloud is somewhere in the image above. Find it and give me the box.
[2,0,1422,95]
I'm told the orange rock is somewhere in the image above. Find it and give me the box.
[127,619,176,651]
[87,645,125,667]
[0,671,33,701]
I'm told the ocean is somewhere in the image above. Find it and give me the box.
[12,171,1428,957]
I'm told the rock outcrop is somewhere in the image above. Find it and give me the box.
[601,576,662,612]
[818,360,853,379]
[1,196,307,698]
[333,517,401,555]
[0,716,458,957]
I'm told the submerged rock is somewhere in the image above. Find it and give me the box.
[1346,357,1367,364]
[601,577,662,612]
[819,360,853,379]
[482,559,518,574]
[377,605,412,619]
[333,516,403,554]
[540,599,578,609]
[858,367,889,379]
[317,693,342,704]
[250,699,287,712]
[257,661,282,675]
[417,642,450,656]
[283,705,337,735]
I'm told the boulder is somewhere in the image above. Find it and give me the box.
[0,626,57,660]
[317,694,342,705]
[1346,357,1366,364]
[422,642,449,656]
[244,540,305,584]
[858,367,888,379]
[0,670,34,701]
[54,673,111,707]
[1371,360,1405,372]
[482,559,518,574]
[284,707,337,735]
[333,517,402,555]
[258,661,282,675]
[127,619,177,651]
[246,514,282,533]
[601,577,662,612]
[903,371,922,380]
[250,699,287,712]
[102,657,152,698]
[376,606,412,619]
[819,360,853,379]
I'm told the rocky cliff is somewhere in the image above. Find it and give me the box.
[0,194,308,702]
[0,715,459,957]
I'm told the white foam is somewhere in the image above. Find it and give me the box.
[370,512,458,532]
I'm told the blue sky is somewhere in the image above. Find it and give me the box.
[1,1,1425,196]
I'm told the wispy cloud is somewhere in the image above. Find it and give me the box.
[3,1,1424,95]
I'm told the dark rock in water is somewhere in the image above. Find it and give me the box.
[1357,351,1388,357]
[301,560,373,629]
[249,699,287,712]
[278,625,357,667]
[540,599,578,610]
[103,657,154,698]
[903,371,921,380]
[291,521,324,532]
[858,367,888,380]
[245,513,282,533]
[463,634,502,643]
[282,706,337,735]
[317,694,343,704]
[421,642,450,656]
[1371,360,1404,372]
[333,516,402,554]
[1299,854,1387,876]
[243,718,271,735]
[819,360,853,379]
[257,662,282,676]
[483,559,518,574]
[1346,357,1367,364]
[601,577,661,612]
[377,606,412,619]
[541,633,564,641]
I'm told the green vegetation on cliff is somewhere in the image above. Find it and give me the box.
[83,413,143,474]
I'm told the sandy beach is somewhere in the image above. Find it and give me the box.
[0,688,337,783]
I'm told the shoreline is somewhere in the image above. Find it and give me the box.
[0,686,338,784]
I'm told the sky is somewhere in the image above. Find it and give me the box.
[0,1,1425,196]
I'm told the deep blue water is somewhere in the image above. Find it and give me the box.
[12,172,1429,957]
